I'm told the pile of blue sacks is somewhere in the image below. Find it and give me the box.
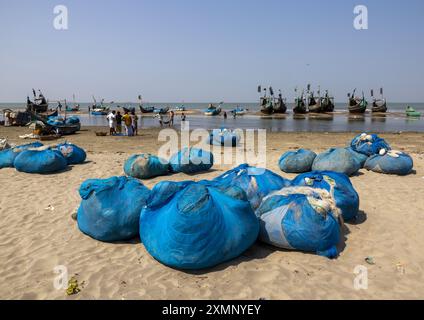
[0,142,86,174]
[0,142,43,168]
[47,116,81,130]
[169,147,214,174]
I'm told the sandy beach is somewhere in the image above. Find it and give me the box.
[0,126,424,300]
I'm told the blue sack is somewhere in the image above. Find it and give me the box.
[169,147,214,174]
[56,143,86,165]
[209,129,240,147]
[124,154,169,179]
[364,150,413,175]
[140,181,259,269]
[14,148,68,174]
[0,142,43,169]
[278,149,316,173]
[291,171,359,221]
[256,187,341,258]
[47,116,64,126]
[345,147,368,168]
[77,176,151,242]
[213,164,291,210]
[312,148,361,176]
[350,133,391,156]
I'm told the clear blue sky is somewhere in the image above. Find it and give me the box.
[0,0,423,102]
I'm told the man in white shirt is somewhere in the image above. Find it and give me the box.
[106,111,117,135]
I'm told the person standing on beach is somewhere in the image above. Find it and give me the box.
[106,110,117,135]
[169,110,175,127]
[181,113,186,121]
[131,110,138,135]
[223,111,227,119]
[116,111,122,134]
[122,111,133,136]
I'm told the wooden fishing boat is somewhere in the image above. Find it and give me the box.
[139,105,154,113]
[321,91,335,112]
[273,91,287,113]
[232,106,247,115]
[371,88,387,113]
[307,92,323,113]
[348,89,367,114]
[154,106,170,114]
[123,106,136,113]
[28,110,79,135]
[66,105,80,112]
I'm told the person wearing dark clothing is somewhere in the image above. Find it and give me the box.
[116,111,123,133]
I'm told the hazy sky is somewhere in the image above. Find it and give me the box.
[1,0,423,102]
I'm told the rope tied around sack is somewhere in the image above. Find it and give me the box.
[264,186,343,224]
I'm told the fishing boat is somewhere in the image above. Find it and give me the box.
[231,106,247,115]
[406,106,421,117]
[91,107,109,115]
[139,105,154,113]
[173,105,186,112]
[154,106,170,114]
[26,89,49,113]
[28,110,79,135]
[204,103,222,116]
[348,89,368,114]
[273,90,287,113]
[293,88,308,114]
[307,92,323,113]
[123,106,136,113]
[371,88,387,113]
[258,86,275,115]
[321,90,335,112]
[66,105,80,112]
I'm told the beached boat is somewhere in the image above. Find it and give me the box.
[232,106,247,115]
[91,108,109,115]
[139,105,154,113]
[321,91,335,112]
[371,88,387,113]
[273,91,287,113]
[204,104,222,116]
[260,97,273,114]
[123,106,136,113]
[406,106,421,117]
[307,91,323,113]
[66,105,80,112]
[154,107,170,114]
[174,105,186,112]
[348,89,368,114]
[26,89,49,113]
[293,88,308,114]
[28,110,79,135]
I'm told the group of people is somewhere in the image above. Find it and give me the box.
[107,110,138,136]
